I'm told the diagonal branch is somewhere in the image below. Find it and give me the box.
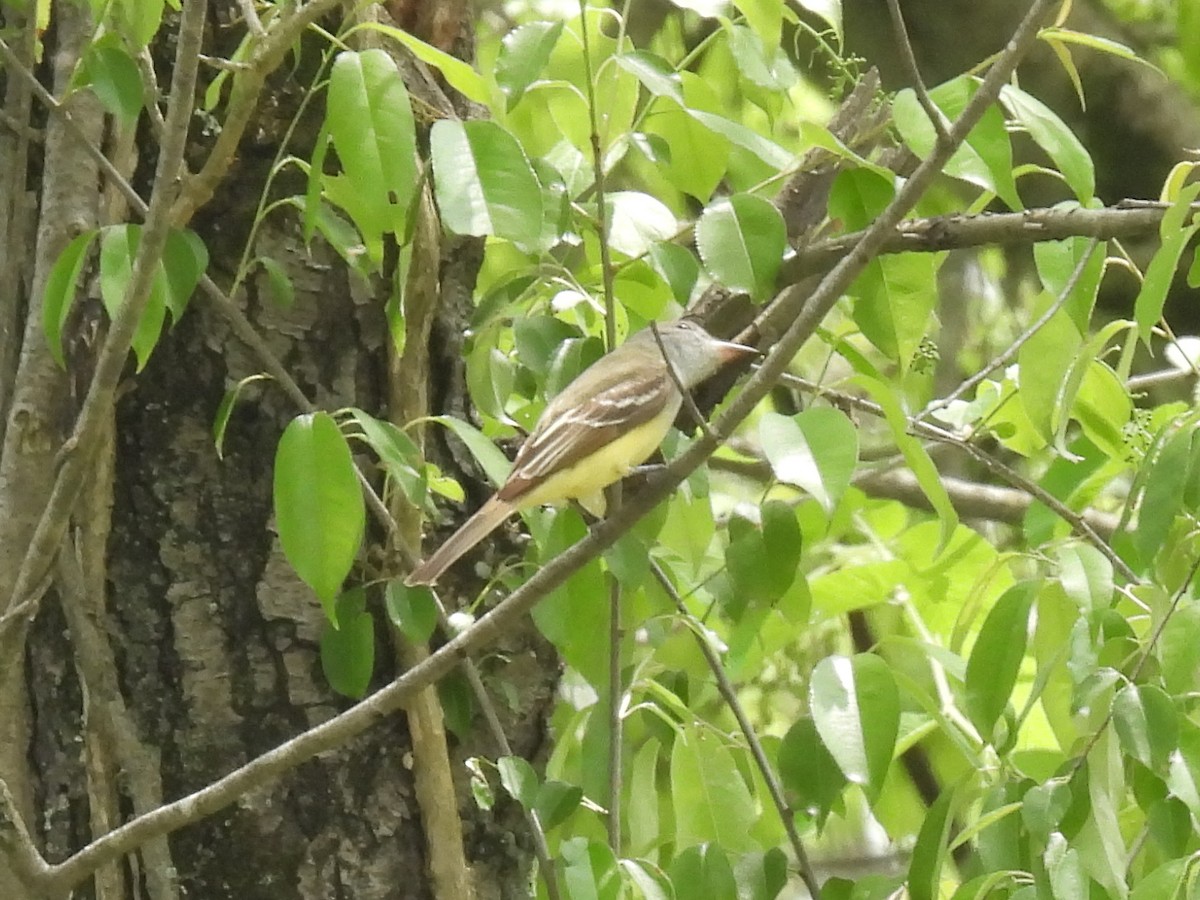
[783,203,1181,282]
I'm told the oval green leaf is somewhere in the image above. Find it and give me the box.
[327,49,417,265]
[42,229,98,368]
[695,193,786,301]
[964,582,1037,738]
[274,412,365,611]
[810,653,899,802]
[319,590,375,699]
[759,408,858,512]
[430,119,543,249]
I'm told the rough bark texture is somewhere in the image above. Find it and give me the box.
[1,3,560,896]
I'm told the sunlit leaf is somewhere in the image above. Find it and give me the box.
[810,654,899,802]
[759,408,858,511]
[431,120,544,249]
[695,193,785,300]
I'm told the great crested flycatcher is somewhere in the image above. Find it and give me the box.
[406,319,756,585]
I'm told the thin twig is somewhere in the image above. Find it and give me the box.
[886,0,950,144]
[1066,554,1200,779]
[577,0,625,854]
[650,561,821,898]
[235,0,267,39]
[921,238,1101,418]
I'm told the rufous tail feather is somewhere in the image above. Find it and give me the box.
[405,495,515,586]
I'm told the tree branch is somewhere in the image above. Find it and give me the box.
[782,203,1180,283]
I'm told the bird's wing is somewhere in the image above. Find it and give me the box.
[498,363,675,502]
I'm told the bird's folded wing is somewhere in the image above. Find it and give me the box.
[498,366,674,502]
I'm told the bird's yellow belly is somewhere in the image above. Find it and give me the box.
[518,400,680,512]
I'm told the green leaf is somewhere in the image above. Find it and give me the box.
[1033,235,1105,332]
[1043,832,1087,900]
[496,21,563,109]
[810,654,899,802]
[733,0,785,54]
[497,755,539,807]
[1054,543,1112,614]
[796,0,842,41]
[319,590,375,699]
[1000,85,1094,203]
[670,723,757,852]
[1135,182,1200,344]
[438,671,474,740]
[1158,602,1200,696]
[346,408,429,509]
[535,779,583,830]
[429,415,513,489]
[358,22,489,103]
[1112,684,1177,772]
[1039,26,1163,76]
[828,167,893,231]
[894,76,1020,210]
[1167,720,1200,821]
[115,0,164,48]
[532,511,608,688]
[620,860,672,900]
[615,51,791,169]
[723,22,797,92]
[1017,303,1081,443]
[723,501,801,610]
[78,38,143,124]
[851,369,958,549]
[606,191,678,259]
[326,49,417,265]
[614,50,684,103]
[759,408,858,511]
[98,224,167,372]
[1133,426,1195,565]
[639,69,731,198]
[161,228,207,320]
[431,120,543,249]
[778,716,847,818]
[1022,777,1072,839]
[42,229,98,368]
[695,194,785,301]
[273,412,366,613]
[254,256,295,308]
[649,242,701,304]
[384,579,437,643]
[667,844,738,900]
[561,837,621,900]
[907,785,957,900]
[964,582,1037,738]
[628,739,662,857]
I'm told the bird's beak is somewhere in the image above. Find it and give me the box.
[713,338,760,364]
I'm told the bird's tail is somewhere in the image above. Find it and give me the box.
[405,495,515,586]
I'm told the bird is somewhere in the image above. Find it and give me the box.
[405,318,756,585]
